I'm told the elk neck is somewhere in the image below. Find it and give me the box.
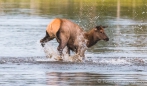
[84,29,100,48]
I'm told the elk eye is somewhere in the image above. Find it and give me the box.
[100,30,103,33]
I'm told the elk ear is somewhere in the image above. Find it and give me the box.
[102,26,108,28]
[95,26,101,30]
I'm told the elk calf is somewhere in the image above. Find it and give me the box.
[40,18,109,60]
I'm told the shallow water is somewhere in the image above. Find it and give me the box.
[0,56,147,86]
[0,0,147,86]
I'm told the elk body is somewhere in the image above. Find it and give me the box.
[40,18,109,60]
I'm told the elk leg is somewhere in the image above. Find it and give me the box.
[80,49,86,60]
[40,31,54,47]
[76,46,86,61]
[67,46,70,56]
[57,43,67,56]
[57,33,69,57]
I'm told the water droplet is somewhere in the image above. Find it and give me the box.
[142,12,145,14]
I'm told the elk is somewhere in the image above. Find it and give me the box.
[40,18,109,60]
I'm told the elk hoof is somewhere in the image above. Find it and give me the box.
[41,43,45,47]
[55,56,63,61]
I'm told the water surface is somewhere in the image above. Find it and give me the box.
[0,0,147,86]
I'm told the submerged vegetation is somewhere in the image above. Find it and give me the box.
[0,0,147,20]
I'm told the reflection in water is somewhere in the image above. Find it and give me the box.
[0,0,147,86]
[116,0,121,48]
[0,56,147,86]
[46,72,147,86]
[46,72,100,85]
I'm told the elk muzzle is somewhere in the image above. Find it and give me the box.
[104,37,109,41]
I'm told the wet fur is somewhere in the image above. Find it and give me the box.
[40,18,109,60]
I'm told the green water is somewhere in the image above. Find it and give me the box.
[9,0,146,55]
[0,0,147,86]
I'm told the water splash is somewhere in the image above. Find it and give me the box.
[41,32,88,62]
[41,42,81,62]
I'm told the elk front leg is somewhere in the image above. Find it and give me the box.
[76,46,86,61]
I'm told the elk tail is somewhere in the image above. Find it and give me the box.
[46,18,61,38]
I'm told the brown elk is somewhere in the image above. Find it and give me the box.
[40,18,109,60]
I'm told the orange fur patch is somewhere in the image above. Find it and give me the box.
[46,18,61,38]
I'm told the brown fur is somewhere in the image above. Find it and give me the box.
[40,18,109,60]
[46,18,61,39]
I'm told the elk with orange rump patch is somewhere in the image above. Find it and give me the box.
[40,18,109,61]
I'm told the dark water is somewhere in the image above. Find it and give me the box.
[0,0,147,86]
